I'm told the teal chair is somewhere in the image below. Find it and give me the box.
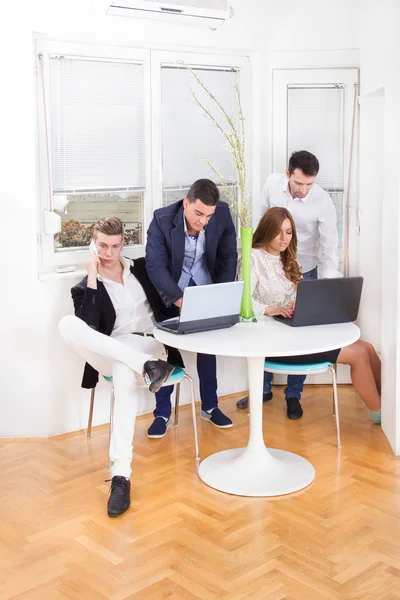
[87,366,200,462]
[264,360,341,448]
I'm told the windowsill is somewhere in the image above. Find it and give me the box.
[38,269,86,282]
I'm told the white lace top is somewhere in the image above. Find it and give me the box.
[243,248,297,316]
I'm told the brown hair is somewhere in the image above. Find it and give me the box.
[288,150,319,176]
[186,178,220,206]
[252,207,302,284]
[93,217,124,239]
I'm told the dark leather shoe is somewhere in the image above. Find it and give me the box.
[236,391,273,409]
[107,476,131,517]
[286,397,303,419]
[143,360,174,393]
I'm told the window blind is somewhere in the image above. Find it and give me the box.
[287,85,344,190]
[49,56,145,194]
[161,66,237,189]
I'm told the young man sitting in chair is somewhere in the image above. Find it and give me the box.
[59,217,182,518]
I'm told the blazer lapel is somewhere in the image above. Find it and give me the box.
[171,206,185,282]
[98,281,116,333]
[204,215,217,270]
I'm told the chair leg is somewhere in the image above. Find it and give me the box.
[87,388,96,438]
[184,374,200,462]
[174,382,181,427]
[108,385,115,471]
[332,363,338,416]
[329,365,342,449]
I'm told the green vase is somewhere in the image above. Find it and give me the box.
[240,227,256,322]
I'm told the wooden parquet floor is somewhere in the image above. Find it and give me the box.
[1,385,400,600]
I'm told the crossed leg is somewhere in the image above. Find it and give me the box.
[59,315,167,477]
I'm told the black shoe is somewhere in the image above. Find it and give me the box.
[236,391,273,409]
[147,417,170,439]
[142,360,174,393]
[107,476,131,517]
[286,397,303,419]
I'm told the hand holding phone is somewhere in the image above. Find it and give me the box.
[86,239,100,284]
[89,240,100,257]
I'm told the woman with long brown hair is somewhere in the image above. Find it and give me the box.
[237,207,381,423]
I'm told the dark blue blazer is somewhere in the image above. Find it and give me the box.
[145,200,238,307]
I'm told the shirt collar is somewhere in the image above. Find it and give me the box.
[183,214,205,236]
[284,177,311,204]
[97,256,131,283]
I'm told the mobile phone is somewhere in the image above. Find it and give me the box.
[89,240,100,257]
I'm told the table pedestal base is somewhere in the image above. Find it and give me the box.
[198,446,315,497]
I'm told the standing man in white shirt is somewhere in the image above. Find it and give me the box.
[236,151,341,416]
[260,150,341,280]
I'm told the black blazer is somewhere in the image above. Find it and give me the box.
[145,200,238,307]
[71,257,183,389]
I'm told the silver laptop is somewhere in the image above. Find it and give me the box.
[155,281,245,335]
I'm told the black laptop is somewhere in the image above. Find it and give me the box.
[273,276,363,327]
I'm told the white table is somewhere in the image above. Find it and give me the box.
[154,317,360,497]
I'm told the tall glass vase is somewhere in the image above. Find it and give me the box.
[240,226,256,322]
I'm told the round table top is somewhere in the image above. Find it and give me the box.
[153,316,360,358]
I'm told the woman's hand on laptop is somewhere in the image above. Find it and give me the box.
[264,304,294,318]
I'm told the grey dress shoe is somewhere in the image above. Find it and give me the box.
[142,360,174,393]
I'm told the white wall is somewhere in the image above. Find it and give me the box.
[265,0,361,53]
[0,7,51,437]
[2,0,388,440]
[358,0,400,453]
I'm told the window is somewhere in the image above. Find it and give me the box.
[36,43,252,270]
[160,65,238,212]
[49,54,145,252]
[151,50,251,227]
[272,68,359,274]
[287,85,345,247]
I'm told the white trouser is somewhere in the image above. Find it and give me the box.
[58,315,166,478]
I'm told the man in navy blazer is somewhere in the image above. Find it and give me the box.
[145,178,238,437]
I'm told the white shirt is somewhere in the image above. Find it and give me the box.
[239,248,297,317]
[98,257,155,337]
[260,173,342,279]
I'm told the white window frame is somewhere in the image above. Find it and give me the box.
[271,68,359,276]
[35,41,255,273]
[150,50,253,225]
[35,40,152,271]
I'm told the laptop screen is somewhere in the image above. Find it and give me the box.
[180,281,244,323]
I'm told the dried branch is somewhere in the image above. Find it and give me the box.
[180,61,251,228]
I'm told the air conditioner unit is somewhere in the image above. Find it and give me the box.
[104,0,231,30]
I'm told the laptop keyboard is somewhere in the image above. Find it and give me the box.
[163,321,179,331]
